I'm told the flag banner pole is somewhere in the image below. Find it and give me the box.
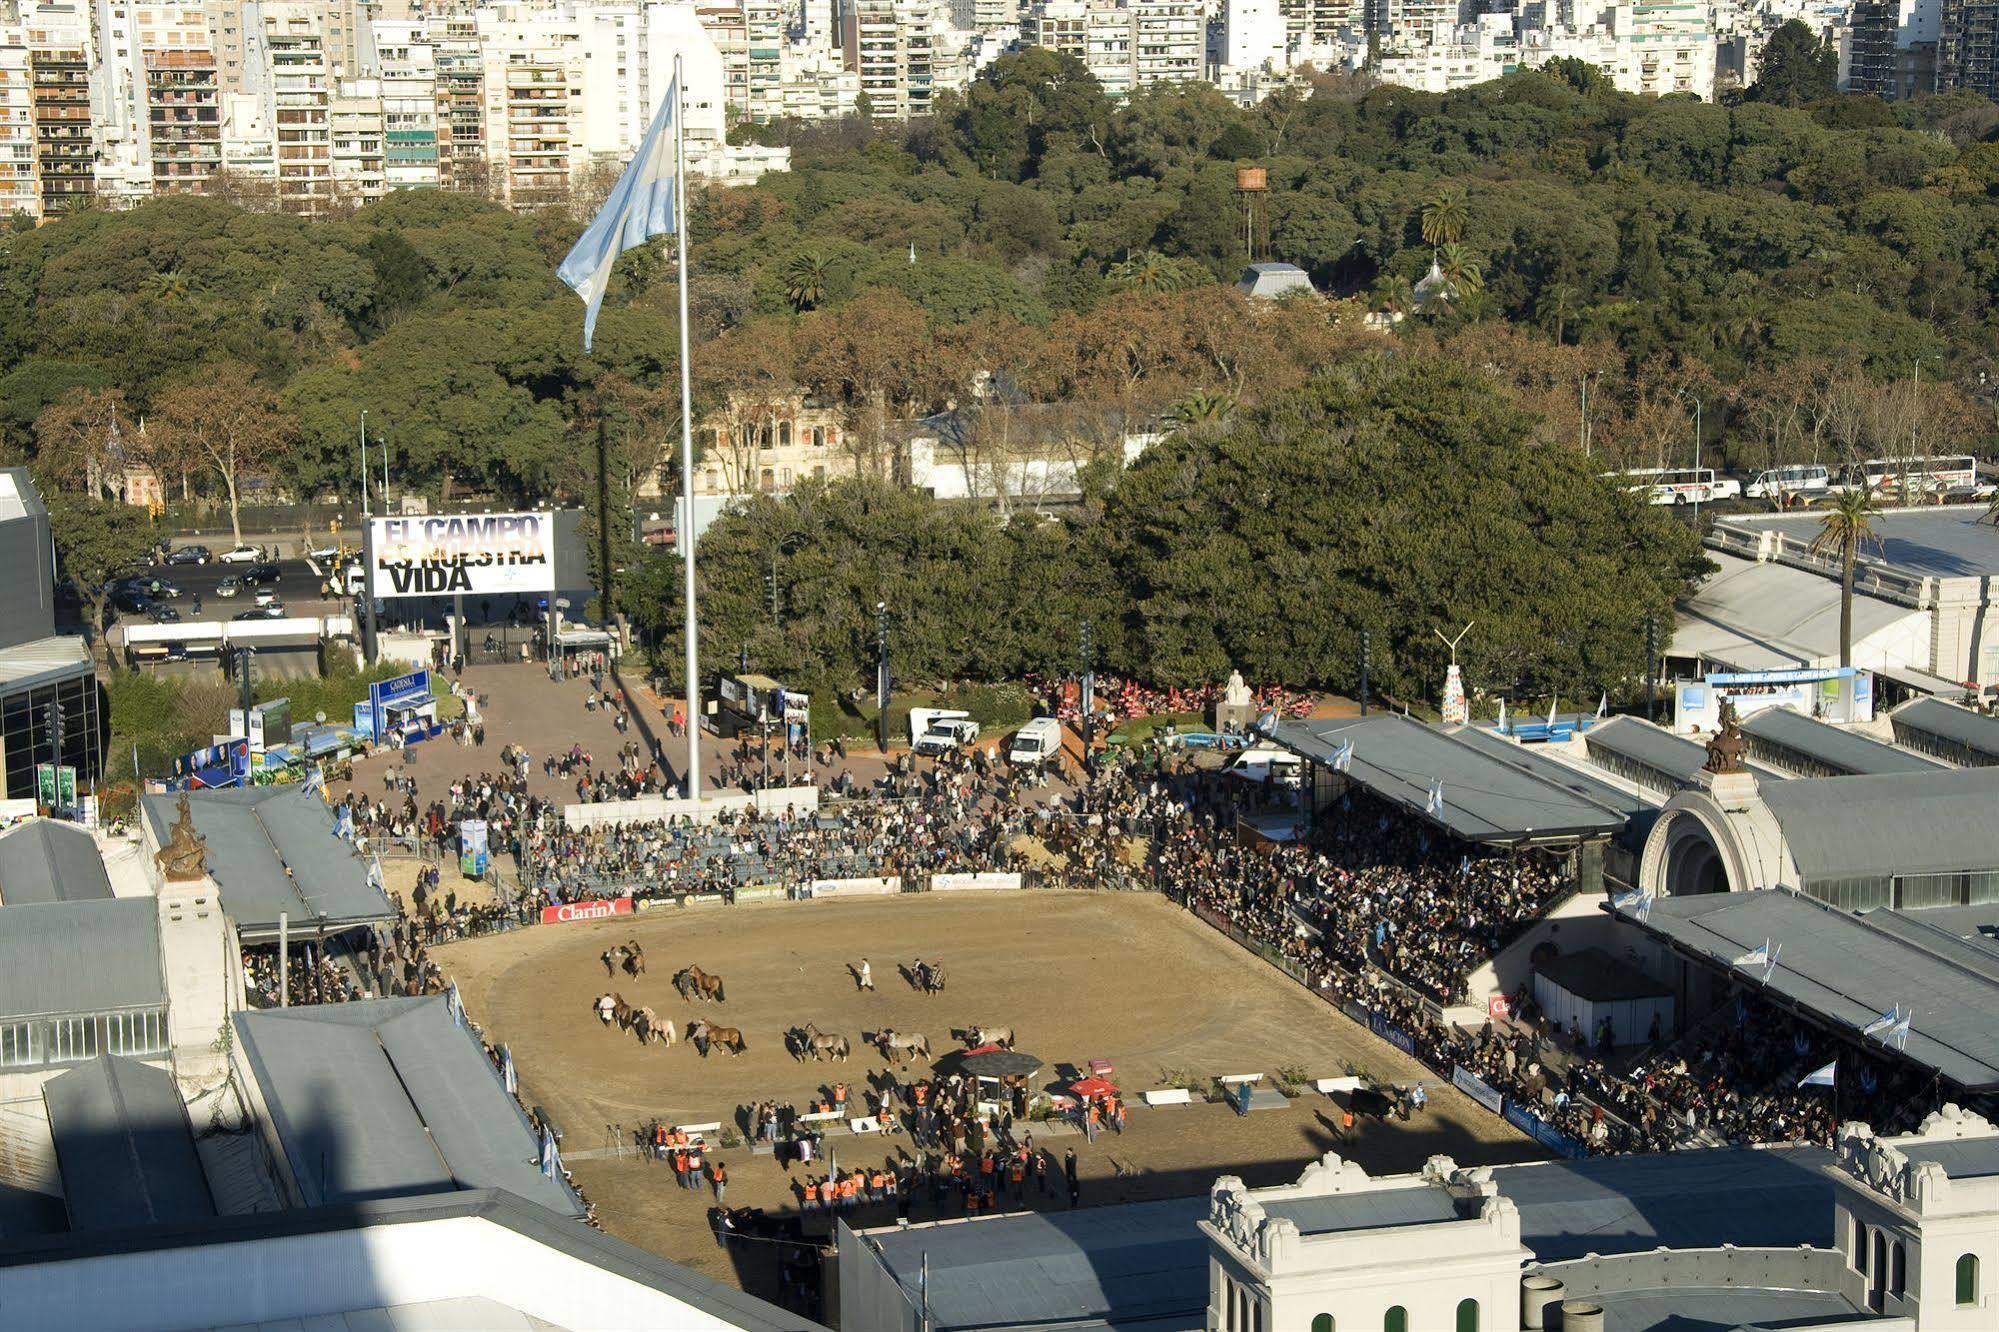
[674,55,701,802]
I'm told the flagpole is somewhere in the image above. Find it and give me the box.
[673,55,701,802]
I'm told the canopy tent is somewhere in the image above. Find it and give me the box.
[957,1048,1043,1080]
[1069,1076,1117,1098]
[1533,948,1675,1048]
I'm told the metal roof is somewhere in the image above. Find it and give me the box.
[1751,508,1999,580]
[0,635,93,692]
[1605,890,1999,1091]
[1450,725,1654,818]
[1740,707,1940,776]
[1672,551,1920,671]
[1268,714,1627,844]
[1759,767,1999,881]
[1260,1187,1461,1236]
[232,996,583,1218]
[43,1055,215,1231]
[142,788,394,939]
[1583,716,1788,786]
[0,897,162,1019]
[0,820,113,906]
[1893,697,1999,762]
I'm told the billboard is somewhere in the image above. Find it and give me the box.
[368,513,556,598]
[1673,666,1874,733]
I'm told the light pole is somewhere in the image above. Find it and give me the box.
[1579,371,1598,458]
[875,601,890,754]
[1676,390,1704,521]
[359,409,370,518]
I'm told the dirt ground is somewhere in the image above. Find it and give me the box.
[435,891,1542,1306]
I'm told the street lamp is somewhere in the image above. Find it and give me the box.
[1675,389,1705,522]
[359,409,370,519]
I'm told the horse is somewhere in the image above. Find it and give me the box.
[633,1007,674,1047]
[675,965,726,1003]
[797,1024,849,1062]
[622,940,647,978]
[877,1028,930,1062]
[690,1020,746,1057]
[964,1024,1014,1049]
[612,994,634,1030]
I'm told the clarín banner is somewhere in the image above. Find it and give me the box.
[369,513,556,597]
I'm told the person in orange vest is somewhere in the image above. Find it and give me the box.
[803,1179,820,1212]
[833,1082,848,1111]
[652,1122,668,1160]
[672,1148,689,1189]
[711,1159,728,1207]
[1008,1154,1026,1204]
[869,1169,887,1202]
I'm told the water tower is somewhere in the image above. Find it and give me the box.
[1237,165,1268,264]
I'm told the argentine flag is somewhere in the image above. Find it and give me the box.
[1798,1060,1837,1088]
[558,77,681,351]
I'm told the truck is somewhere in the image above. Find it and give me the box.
[1007,717,1063,766]
[910,707,980,756]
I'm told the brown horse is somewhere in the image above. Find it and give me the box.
[675,965,726,1003]
[690,1020,746,1056]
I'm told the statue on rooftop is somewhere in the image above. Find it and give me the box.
[154,791,208,882]
[1702,698,1748,776]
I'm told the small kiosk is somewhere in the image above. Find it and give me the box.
[354,668,441,746]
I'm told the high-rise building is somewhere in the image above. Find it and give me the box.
[145,46,223,194]
[426,13,483,191]
[843,0,969,118]
[20,0,93,215]
[1129,0,1203,82]
[0,27,42,220]
[242,1,334,214]
[1219,0,1288,70]
[367,19,440,189]
[91,0,216,203]
[330,75,385,202]
[208,0,360,91]
[1938,0,1996,96]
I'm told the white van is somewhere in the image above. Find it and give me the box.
[1745,464,1831,502]
[1224,743,1305,789]
[1008,717,1063,766]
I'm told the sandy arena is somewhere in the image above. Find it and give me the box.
[436,890,1544,1305]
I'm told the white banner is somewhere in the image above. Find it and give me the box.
[369,513,556,598]
[562,785,818,830]
[930,873,1024,892]
[809,876,899,897]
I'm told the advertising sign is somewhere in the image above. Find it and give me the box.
[369,512,556,598]
[1452,1065,1505,1115]
[459,819,489,879]
[540,897,634,925]
[365,669,433,741]
[34,764,54,809]
[1673,666,1874,734]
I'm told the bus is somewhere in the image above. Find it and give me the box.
[1608,467,1742,506]
[1744,463,1831,503]
[1838,456,1979,498]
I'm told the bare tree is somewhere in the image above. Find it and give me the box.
[144,365,295,548]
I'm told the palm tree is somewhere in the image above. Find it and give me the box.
[1166,391,1238,430]
[783,251,833,311]
[1419,187,1469,249]
[1436,242,1485,294]
[1537,282,1581,344]
[151,268,192,303]
[1808,487,1880,668]
[1371,273,1414,315]
[1109,250,1185,295]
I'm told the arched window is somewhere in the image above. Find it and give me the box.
[1892,1241,1906,1298]
[1312,1316,1335,1332]
[1958,1253,1981,1306]
[759,467,775,492]
[812,425,826,448]
[1384,1307,1407,1332]
[1456,1298,1479,1332]
[779,420,793,447]
[1849,1215,1863,1268]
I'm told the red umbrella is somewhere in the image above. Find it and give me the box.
[1070,1076,1117,1098]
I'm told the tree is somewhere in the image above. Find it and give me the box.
[1165,391,1238,430]
[1420,187,1469,248]
[1807,488,1879,668]
[145,365,295,547]
[1107,250,1193,294]
[1752,20,1838,107]
[1436,242,1486,294]
[32,387,129,499]
[1536,283,1581,344]
[44,490,153,654]
[784,250,834,311]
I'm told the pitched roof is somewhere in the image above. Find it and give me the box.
[1892,697,1999,764]
[141,788,394,940]
[232,996,582,1217]
[43,1055,215,1230]
[1759,766,1999,881]
[0,897,162,1019]
[1269,714,1627,844]
[0,820,113,906]
[1740,707,1940,777]
[1606,889,1999,1091]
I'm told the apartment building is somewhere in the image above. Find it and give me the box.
[367,19,440,189]
[329,75,384,201]
[842,0,969,118]
[475,2,582,204]
[0,28,40,219]
[1938,0,1996,96]
[242,1,333,214]
[206,0,359,91]
[1129,0,1202,82]
[777,41,857,117]
[427,13,482,190]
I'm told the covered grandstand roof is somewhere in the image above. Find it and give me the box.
[1267,714,1627,844]
[0,820,113,905]
[232,995,583,1217]
[1450,725,1653,818]
[1671,551,1921,672]
[0,897,161,1020]
[141,788,394,941]
[1759,767,1999,882]
[1583,716,1786,790]
[1892,698,1999,765]
[1605,890,1999,1091]
[1740,707,1940,777]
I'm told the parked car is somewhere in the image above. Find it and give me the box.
[148,604,182,624]
[233,607,286,621]
[218,544,263,564]
[110,588,155,615]
[253,588,280,606]
[165,545,212,566]
[215,575,243,598]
